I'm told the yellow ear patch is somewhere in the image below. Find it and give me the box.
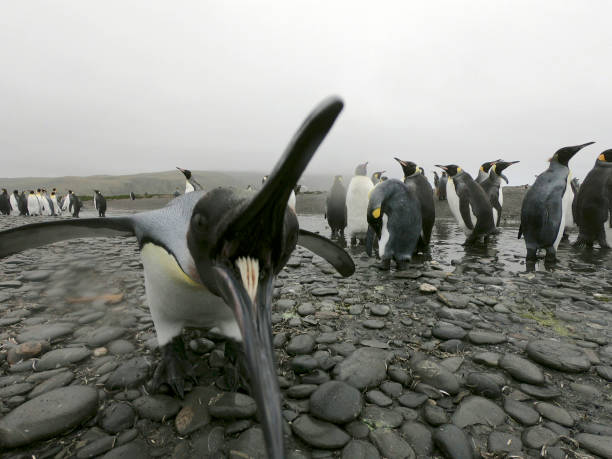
[457,167,462,173]
[479,166,484,171]
[372,207,381,219]
[599,153,605,161]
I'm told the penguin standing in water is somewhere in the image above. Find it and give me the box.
[94,190,107,217]
[326,175,347,239]
[519,142,594,268]
[346,162,374,245]
[574,150,612,248]
[18,192,28,215]
[438,171,448,200]
[436,164,496,245]
[366,179,422,270]
[475,159,502,184]
[27,191,41,216]
[394,158,435,253]
[0,97,353,459]
[177,167,204,193]
[480,160,519,226]
[9,190,19,215]
[371,170,385,185]
[0,189,10,215]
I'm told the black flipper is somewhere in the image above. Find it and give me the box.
[298,229,355,277]
[459,197,474,230]
[518,224,523,239]
[0,217,135,258]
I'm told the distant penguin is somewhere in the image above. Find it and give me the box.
[18,192,28,215]
[371,171,385,185]
[246,185,254,191]
[519,142,594,266]
[437,164,496,245]
[394,158,435,253]
[480,161,519,226]
[9,190,19,215]
[177,167,203,193]
[366,179,422,270]
[433,171,440,189]
[27,191,41,216]
[346,162,374,245]
[475,159,502,184]
[0,189,10,215]
[71,193,83,218]
[130,192,136,200]
[61,191,72,213]
[94,190,107,217]
[35,189,45,214]
[574,150,612,248]
[42,190,55,216]
[50,191,61,215]
[326,175,347,239]
[438,172,448,200]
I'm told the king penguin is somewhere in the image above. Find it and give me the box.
[346,162,374,245]
[94,190,107,217]
[436,164,496,245]
[519,142,594,268]
[366,179,422,270]
[177,167,204,193]
[18,192,28,216]
[0,189,10,215]
[394,158,435,253]
[27,190,41,216]
[574,149,612,248]
[480,160,519,226]
[326,175,347,239]
[475,159,502,184]
[438,171,448,200]
[371,170,385,185]
[9,190,19,215]
[0,97,354,459]
[50,191,61,216]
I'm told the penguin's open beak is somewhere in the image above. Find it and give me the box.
[435,164,448,171]
[187,97,344,459]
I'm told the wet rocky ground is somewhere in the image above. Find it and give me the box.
[0,211,611,459]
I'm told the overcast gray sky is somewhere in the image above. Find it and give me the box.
[1,1,611,185]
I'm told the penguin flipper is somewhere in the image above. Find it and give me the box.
[0,217,135,258]
[298,229,355,277]
[459,198,474,230]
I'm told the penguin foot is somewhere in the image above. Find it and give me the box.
[150,337,196,399]
[572,238,590,249]
[377,259,391,271]
[395,260,410,271]
[222,340,251,393]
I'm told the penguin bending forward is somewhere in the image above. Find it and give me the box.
[519,142,594,267]
[346,162,374,245]
[0,97,354,459]
[366,179,422,270]
[574,149,612,248]
[326,175,347,239]
[436,164,496,245]
[480,161,519,226]
[394,158,435,253]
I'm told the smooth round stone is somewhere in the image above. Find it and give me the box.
[105,357,151,390]
[291,356,319,373]
[287,334,316,355]
[436,292,470,309]
[311,287,339,297]
[363,319,385,329]
[400,421,433,457]
[439,340,465,353]
[596,365,612,381]
[87,327,126,347]
[380,381,403,398]
[7,341,46,364]
[432,324,467,340]
[369,428,415,459]
[398,392,428,408]
[499,353,545,385]
[21,270,52,282]
[100,402,136,433]
[28,371,73,399]
[36,347,91,371]
[433,424,475,459]
[575,433,612,458]
[522,425,559,449]
[370,304,390,316]
[526,340,591,373]
[291,415,350,449]
[316,333,338,344]
[423,403,448,426]
[365,390,393,407]
[275,299,296,310]
[100,439,149,459]
[133,395,180,422]
[226,426,266,458]
[0,386,99,448]
[310,381,362,423]
[208,392,256,419]
[345,420,371,439]
[412,360,460,395]
[286,384,318,399]
[333,348,389,390]
[342,439,381,459]
[467,330,507,345]
[362,406,403,429]
[297,303,316,316]
[451,396,506,428]
[473,352,500,367]
[78,312,105,325]
[16,323,75,343]
[301,369,330,385]
[419,283,437,293]
[519,383,561,400]
[106,340,135,355]
[503,398,540,426]
[76,435,115,458]
[488,431,522,453]
[465,372,504,399]
[534,402,573,427]
[0,382,33,398]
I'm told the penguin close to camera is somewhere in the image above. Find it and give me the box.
[366,179,422,270]
[94,190,107,217]
[436,164,496,245]
[519,142,594,268]
[394,158,435,253]
[0,97,354,459]
[346,162,374,245]
[574,149,612,248]
[326,175,347,239]
[480,160,519,226]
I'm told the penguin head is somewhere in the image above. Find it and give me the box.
[13,190,18,195]
[261,175,269,184]
[479,159,501,173]
[436,164,462,177]
[492,161,519,184]
[394,157,419,177]
[597,149,612,162]
[552,142,595,166]
[354,162,368,176]
[176,167,192,179]
[371,170,385,182]
[333,175,343,183]
[29,190,34,195]
[380,176,389,181]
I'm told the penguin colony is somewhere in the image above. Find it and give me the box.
[2,96,612,457]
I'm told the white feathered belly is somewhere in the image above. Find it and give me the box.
[555,175,572,249]
[346,177,373,237]
[378,215,390,258]
[141,243,240,346]
[446,179,476,234]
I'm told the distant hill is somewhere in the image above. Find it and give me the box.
[0,170,340,196]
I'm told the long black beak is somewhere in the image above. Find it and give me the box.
[435,164,448,171]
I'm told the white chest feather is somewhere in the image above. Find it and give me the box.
[346,176,374,235]
[185,181,195,193]
[378,215,390,258]
[446,179,474,233]
[555,173,573,249]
